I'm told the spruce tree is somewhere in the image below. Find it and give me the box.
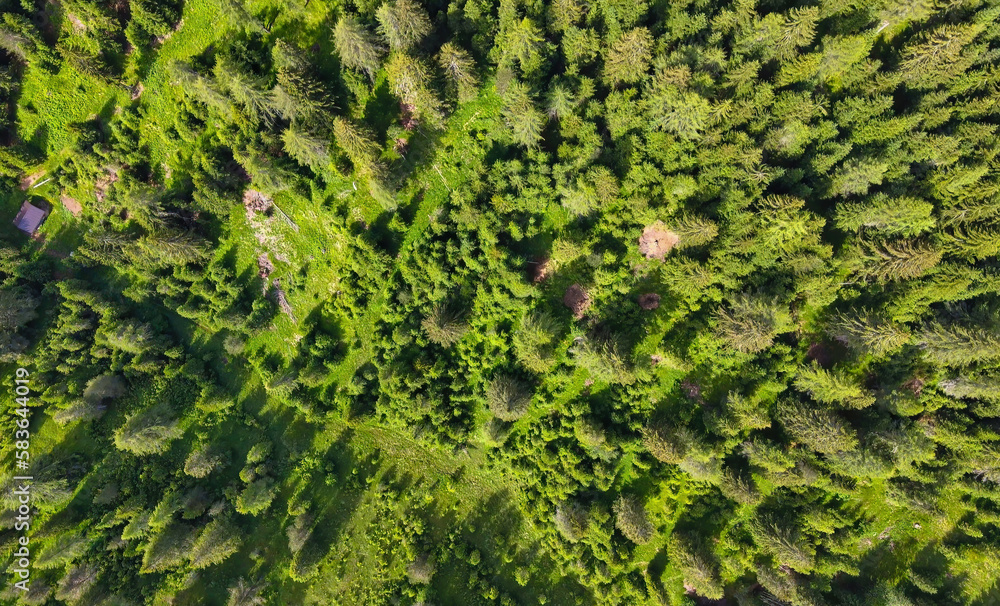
[604,28,652,86]
[778,399,858,454]
[613,495,653,544]
[920,324,1000,366]
[794,365,875,409]
[834,195,936,236]
[376,0,432,51]
[333,16,384,79]
[827,310,911,356]
[716,294,792,354]
[437,42,478,103]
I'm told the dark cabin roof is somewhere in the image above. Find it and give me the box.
[13,201,48,234]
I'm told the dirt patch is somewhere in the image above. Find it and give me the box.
[67,13,86,31]
[680,379,702,401]
[638,293,660,310]
[258,253,274,279]
[563,284,591,319]
[244,189,274,219]
[94,167,119,202]
[20,171,45,191]
[60,195,82,217]
[806,343,831,367]
[638,221,679,261]
[400,103,418,130]
[270,279,295,320]
[530,258,551,283]
[903,377,925,395]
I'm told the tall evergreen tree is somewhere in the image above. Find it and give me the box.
[333,16,384,80]
[376,0,432,51]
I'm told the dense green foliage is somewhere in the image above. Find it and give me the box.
[2,0,1000,605]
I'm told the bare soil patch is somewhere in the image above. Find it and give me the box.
[638,293,660,310]
[60,195,82,217]
[638,221,679,260]
[20,171,45,191]
[563,284,591,319]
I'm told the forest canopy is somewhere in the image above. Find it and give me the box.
[2,0,1000,605]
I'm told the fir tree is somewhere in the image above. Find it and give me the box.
[778,399,858,454]
[834,194,936,236]
[613,495,653,544]
[437,42,478,103]
[376,0,432,51]
[333,16,384,80]
[920,324,1000,366]
[827,310,911,356]
[604,28,653,86]
[716,294,793,354]
[794,365,875,409]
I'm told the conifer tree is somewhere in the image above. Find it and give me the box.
[421,305,468,346]
[645,85,711,140]
[332,117,382,179]
[834,195,936,236]
[512,310,561,373]
[604,28,652,86]
[333,16,384,80]
[716,295,792,354]
[386,53,444,127]
[778,399,858,454]
[750,519,816,573]
[940,375,1000,402]
[214,58,274,123]
[548,0,584,32]
[794,365,875,409]
[860,239,942,281]
[227,579,265,606]
[376,0,432,51]
[0,286,36,332]
[829,158,889,197]
[190,518,242,569]
[669,535,724,599]
[920,324,1000,367]
[673,215,719,249]
[827,310,911,356]
[282,124,331,175]
[486,375,532,421]
[437,42,478,103]
[113,403,183,455]
[500,80,545,147]
[498,18,546,76]
[899,23,983,89]
[613,495,653,544]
